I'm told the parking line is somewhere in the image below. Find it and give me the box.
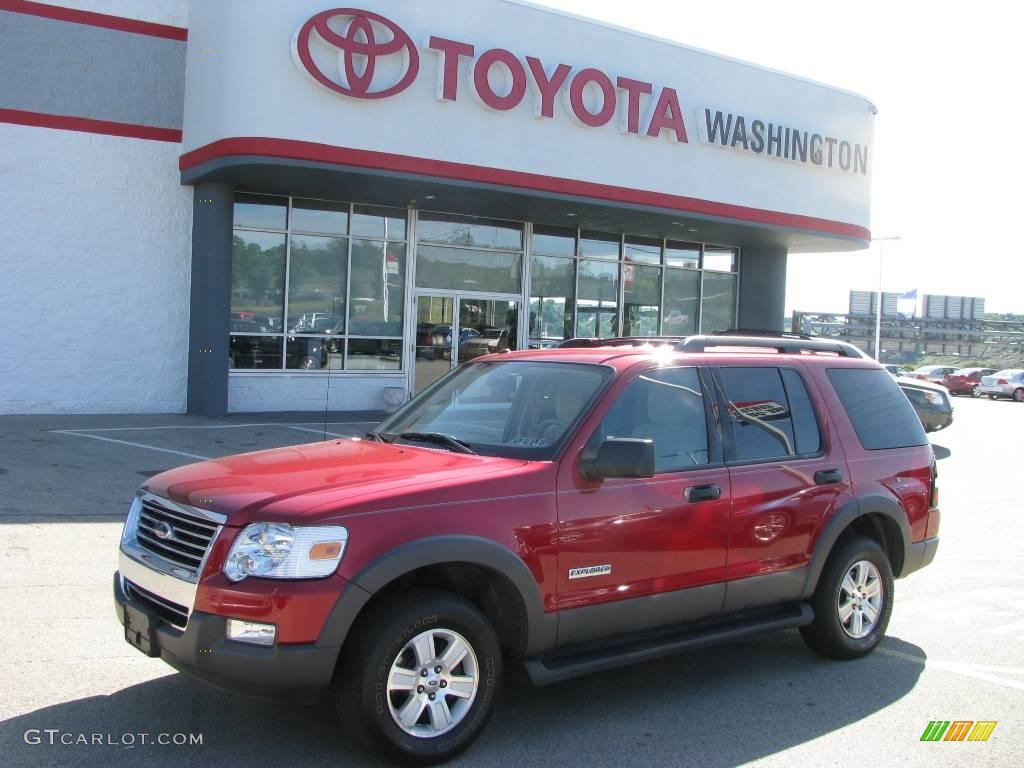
[877,647,1024,691]
[287,425,352,438]
[53,421,379,433]
[51,430,210,461]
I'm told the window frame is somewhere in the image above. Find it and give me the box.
[583,364,725,474]
[230,193,408,375]
[708,364,826,466]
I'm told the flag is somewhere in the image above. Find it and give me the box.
[897,289,917,318]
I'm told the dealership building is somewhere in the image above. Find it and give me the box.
[0,0,874,415]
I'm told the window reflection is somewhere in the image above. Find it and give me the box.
[231,231,286,327]
[418,213,522,250]
[663,268,700,336]
[286,235,347,334]
[579,231,620,260]
[351,205,407,239]
[701,272,737,333]
[577,260,619,338]
[349,240,405,336]
[416,245,522,293]
[622,264,661,336]
[347,339,402,371]
[529,255,575,346]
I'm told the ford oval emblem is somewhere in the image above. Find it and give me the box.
[152,520,174,540]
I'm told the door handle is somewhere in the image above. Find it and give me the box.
[814,469,844,485]
[686,484,721,502]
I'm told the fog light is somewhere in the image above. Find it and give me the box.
[226,619,276,646]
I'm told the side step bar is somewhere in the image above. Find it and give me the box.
[522,603,814,686]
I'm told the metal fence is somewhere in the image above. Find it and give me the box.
[791,311,1024,361]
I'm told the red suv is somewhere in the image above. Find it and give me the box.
[115,334,940,764]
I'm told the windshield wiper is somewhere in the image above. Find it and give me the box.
[365,430,393,444]
[397,432,476,455]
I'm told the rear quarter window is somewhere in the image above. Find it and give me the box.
[827,368,928,450]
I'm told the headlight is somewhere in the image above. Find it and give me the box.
[121,496,142,547]
[223,522,348,582]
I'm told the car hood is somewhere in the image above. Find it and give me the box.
[142,438,529,525]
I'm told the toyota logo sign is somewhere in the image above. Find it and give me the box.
[292,8,419,99]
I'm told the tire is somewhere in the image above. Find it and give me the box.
[1014,388,1024,403]
[335,588,503,766]
[971,384,981,398]
[989,394,999,400]
[800,535,894,660]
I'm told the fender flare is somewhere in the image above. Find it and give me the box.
[801,493,912,598]
[316,536,554,655]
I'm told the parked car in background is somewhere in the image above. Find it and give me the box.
[943,367,998,397]
[896,377,954,432]
[883,364,912,378]
[908,365,957,386]
[459,328,510,360]
[979,369,1024,401]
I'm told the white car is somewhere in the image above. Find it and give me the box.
[979,369,1024,401]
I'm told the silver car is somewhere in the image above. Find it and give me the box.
[908,365,957,386]
[979,369,1024,401]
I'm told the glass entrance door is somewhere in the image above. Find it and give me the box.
[413,293,520,395]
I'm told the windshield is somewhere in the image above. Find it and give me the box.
[377,361,613,460]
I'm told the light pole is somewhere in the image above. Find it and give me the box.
[872,236,901,361]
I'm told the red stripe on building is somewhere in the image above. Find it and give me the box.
[0,0,187,41]
[0,108,182,142]
[180,137,871,241]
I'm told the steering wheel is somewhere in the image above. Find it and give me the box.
[536,418,570,443]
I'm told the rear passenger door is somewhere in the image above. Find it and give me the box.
[708,364,851,613]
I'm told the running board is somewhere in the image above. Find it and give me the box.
[522,603,814,686]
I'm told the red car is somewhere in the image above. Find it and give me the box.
[943,367,997,397]
[115,334,940,764]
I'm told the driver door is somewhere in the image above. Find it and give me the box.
[554,363,731,647]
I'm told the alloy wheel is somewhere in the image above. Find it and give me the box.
[837,560,884,639]
[386,628,480,738]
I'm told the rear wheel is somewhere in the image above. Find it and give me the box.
[800,535,894,660]
[335,589,502,765]
[971,384,981,398]
[1014,388,1024,403]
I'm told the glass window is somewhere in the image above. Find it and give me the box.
[377,361,612,460]
[579,231,620,260]
[624,236,662,265]
[622,265,661,337]
[703,245,737,272]
[597,367,709,472]
[530,255,575,344]
[231,230,286,326]
[349,240,405,336]
[286,235,347,334]
[781,368,822,454]
[717,367,797,461]
[827,368,928,450]
[532,225,576,257]
[418,213,522,250]
[576,260,619,338]
[347,338,402,370]
[230,335,283,370]
[415,244,522,293]
[291,199,348,235]
[665,241,700,269]
[701,272,736,333]
[351,205,406,240]
[285,336,342,370]
[662,268,699,336]
[233,193,287,230]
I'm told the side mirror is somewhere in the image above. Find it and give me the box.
[581,438,655,479]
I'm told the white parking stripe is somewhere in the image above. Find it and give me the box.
[51,430,210,461]
[287,425,352,438]
[877,647,1024,691]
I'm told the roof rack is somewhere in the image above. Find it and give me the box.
[555,336,686,348]
[714,328,815,340]
[676,334,867,358]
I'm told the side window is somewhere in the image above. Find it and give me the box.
[716,367,818,461]
[827,368,927,450]
[597,367,710,472]
[781,368,822,455]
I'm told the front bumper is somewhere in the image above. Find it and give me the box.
[114,573,339,703]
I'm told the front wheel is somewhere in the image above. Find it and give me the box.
[335,589,503,765]
[800,535,894,660]
[1014,388,1024,403]
[971,384,981,398]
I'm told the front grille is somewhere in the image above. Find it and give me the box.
[135,498,219,573]
[125,579,189,629]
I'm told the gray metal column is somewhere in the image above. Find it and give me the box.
[187,182,233,416]
[737,244,788,332]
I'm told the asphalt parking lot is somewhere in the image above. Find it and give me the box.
[1,399,1022,767]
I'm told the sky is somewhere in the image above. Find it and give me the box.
[537,0,1023,315]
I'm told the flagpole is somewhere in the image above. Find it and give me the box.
[872,236,901,361]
